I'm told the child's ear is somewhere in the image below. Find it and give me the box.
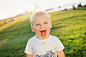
[32,27,35,32]
[50,22,52,28]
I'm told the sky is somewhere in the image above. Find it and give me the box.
[0,0,86,20]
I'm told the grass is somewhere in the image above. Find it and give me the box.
[0,7,86,57]
[0,19,12,26]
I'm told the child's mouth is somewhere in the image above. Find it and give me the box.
[40,30,46,36]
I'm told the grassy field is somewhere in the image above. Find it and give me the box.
[0,7,86,57]
[0,19,13,26]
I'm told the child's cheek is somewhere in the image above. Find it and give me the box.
[35,26,39,30]
[46,24,50,27]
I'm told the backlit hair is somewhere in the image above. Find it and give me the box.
[30,11,51,27]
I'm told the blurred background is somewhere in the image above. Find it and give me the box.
[0,0,86,20]
[0,0,86,57]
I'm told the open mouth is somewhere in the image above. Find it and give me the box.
[40,30,46,36]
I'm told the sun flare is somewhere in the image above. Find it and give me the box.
[0,0,85,19]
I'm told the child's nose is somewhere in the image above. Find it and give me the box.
[40,24,44,29]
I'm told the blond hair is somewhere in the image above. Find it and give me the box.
[30,11,51,27]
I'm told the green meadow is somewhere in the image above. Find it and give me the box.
[0,7,86,57]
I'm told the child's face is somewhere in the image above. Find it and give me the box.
[32,15,52,39]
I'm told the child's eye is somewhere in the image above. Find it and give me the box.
[36,24,40,26]
[44,22,47,24]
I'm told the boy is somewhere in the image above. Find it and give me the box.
[24,11,65,57]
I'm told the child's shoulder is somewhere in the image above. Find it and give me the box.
[49,35,59,40]
[27,35,36,42]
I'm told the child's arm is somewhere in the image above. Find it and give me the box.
[26,54,33,57]
[56,50,65,57]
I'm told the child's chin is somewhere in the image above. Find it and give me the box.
[41,34,46,36]
[41,34,49,37]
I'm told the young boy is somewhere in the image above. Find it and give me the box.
[24,11,65,57]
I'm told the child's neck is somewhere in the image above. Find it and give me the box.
[36,35,49,40]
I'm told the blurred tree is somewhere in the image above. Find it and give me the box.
[78,3,82,7]
[59,6,61,8]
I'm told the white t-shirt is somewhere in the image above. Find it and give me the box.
[24,35,64,57]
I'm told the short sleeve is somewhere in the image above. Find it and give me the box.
[55,38,64,52]
[24,40,33,54]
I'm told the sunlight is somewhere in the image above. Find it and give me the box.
[0,0,85,20]
[0,0,35,19]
